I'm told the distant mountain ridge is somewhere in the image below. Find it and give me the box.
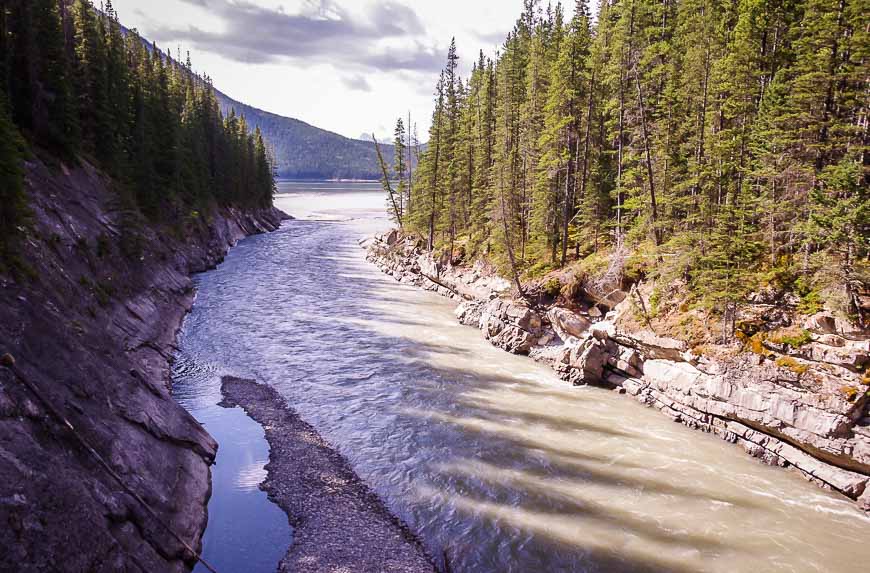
[122,22,394,180]
[214,91,395,181]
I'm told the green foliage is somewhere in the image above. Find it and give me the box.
[0,86,27,262]
[1,0,276,231]
[389,0,866,322]
[776,357,809,376]
[543,277,562,298]
[526,260,557,279]
[794,277,823,315]
[772,329,814,349]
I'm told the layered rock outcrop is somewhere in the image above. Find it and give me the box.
[0,159,286,571]
[367,233,870,511]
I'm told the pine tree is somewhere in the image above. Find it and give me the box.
[393,118,408,221]
[32,0,77,156]
[0,85,26,258]
[0,0,275,234]
[71,0,109,155]
[384,0,863,324]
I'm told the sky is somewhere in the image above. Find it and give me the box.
[110,0,590,142]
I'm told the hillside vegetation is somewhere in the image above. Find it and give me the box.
[214,92,400,180]
[0,0,275,269]
[384,0,868,336]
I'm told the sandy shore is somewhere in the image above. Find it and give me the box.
[220,376,436,573]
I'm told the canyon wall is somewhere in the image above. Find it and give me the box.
[0,158,285,572]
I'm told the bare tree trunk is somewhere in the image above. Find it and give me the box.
[552,169,562,263]
[616,66,625,246]
[520,154,528,261]
[558,138,575,266]
[500,164,526,299]
[563,69,597,266]
[407,111,413,217]
[373,135,403,229]
[616,2,637,247]
[691,46,711,207]
[428,124,442,251]
[634,63,662,246]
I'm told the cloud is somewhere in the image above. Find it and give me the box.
[153,0,443,72]
[473,29,509,47]
[341,74,372,92]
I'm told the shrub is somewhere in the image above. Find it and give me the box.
[746,332,768,355]
[543,277,562,298]
[771,329,813,349]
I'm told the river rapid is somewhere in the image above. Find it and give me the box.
[174,181,870,573]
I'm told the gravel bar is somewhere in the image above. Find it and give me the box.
[220,376,437,573]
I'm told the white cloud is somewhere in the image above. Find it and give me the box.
[110,0,592,140]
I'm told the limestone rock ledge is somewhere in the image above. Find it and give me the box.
[366,233,870,511]
[0,159,287,572]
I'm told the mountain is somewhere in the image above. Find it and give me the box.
[120,22,395,181]
[215,91,395,181]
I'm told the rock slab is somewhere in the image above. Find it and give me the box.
[0,158,286,572]
[366,233,870,511]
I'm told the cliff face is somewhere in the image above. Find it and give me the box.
[0,158,284,572]
[367,232,870,511]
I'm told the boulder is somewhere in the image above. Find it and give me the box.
[568,339,609,385]
[860,487,870,512]
[477,299,541,355]
[546,307,591,342]
[613,329,688,362]
[814,334,846,348]
[455,300,485,327]
[804,341,870,371]
[490,327,537,354]
[804,313,838,334]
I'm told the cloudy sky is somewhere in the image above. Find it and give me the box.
[111,0,587,141]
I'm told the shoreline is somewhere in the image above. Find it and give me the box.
[365,231,870,512]
[0,155,288,571]
[220,376,436,573]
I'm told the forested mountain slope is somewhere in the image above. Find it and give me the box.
[214,91,398,180]
[113,20,397,181]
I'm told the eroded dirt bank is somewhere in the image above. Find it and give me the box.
[220,376,436,573]
[0,158,285,572]
[366,232,870,512]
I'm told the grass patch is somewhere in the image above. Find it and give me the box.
[776,356,809,376]
[769,328,813,349]
[841,386,861,403]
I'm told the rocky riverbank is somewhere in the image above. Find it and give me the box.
[0,158,286,572]
[220,377,436,573]
[366,232,870,512]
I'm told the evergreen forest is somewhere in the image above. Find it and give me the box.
[0,0,276,257]
[387,0,868,328]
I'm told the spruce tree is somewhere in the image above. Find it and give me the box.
[393,118,408,221]
[0,86,25,257]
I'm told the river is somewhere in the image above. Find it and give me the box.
[174,180,870,573]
